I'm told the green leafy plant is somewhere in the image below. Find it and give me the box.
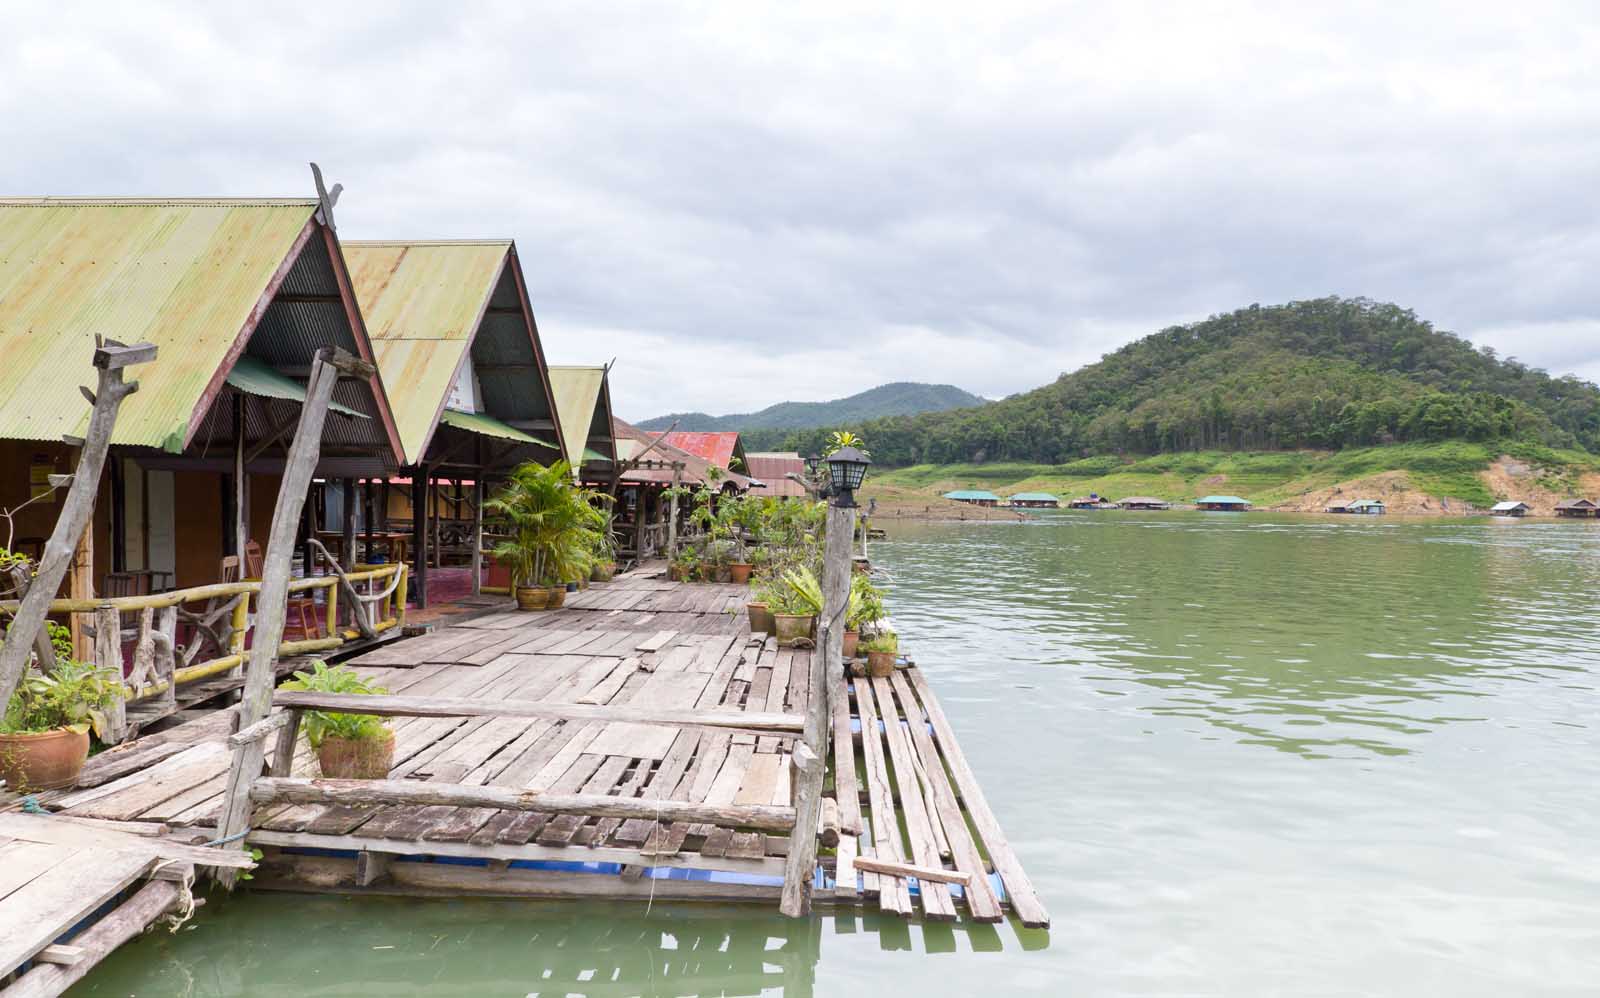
[769,566,822,616]
[861,632,898,655]
[826,430,869,458]
[278,661,389,747]
[847,574,885,631]
[2,658,125,737]
[486,460,608,587]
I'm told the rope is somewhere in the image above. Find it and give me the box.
[19,794,47,815]
[154,859,197,933]
[203,825,249,844]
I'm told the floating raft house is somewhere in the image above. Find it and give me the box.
[1195,495,1251,511]
[1117,496,1170,510]
[1554,498,1598,518]
[1005,492,1060,509]
[942,489,1001,507]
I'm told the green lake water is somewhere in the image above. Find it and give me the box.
[73,512,1600,996]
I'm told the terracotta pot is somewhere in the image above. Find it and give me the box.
[667,564,685,582]
[773,613,816,648]
[546,585,567,609]
[317,729,395,779]
[747,601,775,635]
[0,727,90,792]
[842,630,859,659]
[866,650,896,678]
[728,562,753,585]
[591,562,616,583]
[515,585,550,611]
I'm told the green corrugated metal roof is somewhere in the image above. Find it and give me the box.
[225,355,365,419]
[0,198,319,451]
[1196,495,1251,504]
[345,241,512,465]
[582,446,611,464]
[943,489,1001,500]
[438,407,553,448]
[548,366,607,469]
[1008,492,1060,502]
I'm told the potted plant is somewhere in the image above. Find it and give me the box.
[861,632,899,678]
[486,460,606,611]
[721,495,754,584]
[844,574,884,660]
[279,661,394,779]
[0,655,124,792]
[770,567,822,648]
[747,578,778,635]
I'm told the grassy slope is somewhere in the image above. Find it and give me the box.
[866,442,1600,509]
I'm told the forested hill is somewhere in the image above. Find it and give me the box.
[763,298,1600,466]
[638,382,984,433]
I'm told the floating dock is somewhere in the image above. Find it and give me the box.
[5,566,1046,988]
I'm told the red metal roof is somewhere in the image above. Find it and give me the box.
[614,420,754,490]
[662,431,741,470]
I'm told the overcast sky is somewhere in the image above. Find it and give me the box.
[4,2,1598,419]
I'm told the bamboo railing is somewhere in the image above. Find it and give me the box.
[1,563,407,741]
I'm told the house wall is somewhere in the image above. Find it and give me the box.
[172,470,224,588]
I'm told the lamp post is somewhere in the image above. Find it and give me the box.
[781,443,870,917]
[824,445,870,509]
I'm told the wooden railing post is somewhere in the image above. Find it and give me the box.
[780,500,853,916]
[214,347,375,888]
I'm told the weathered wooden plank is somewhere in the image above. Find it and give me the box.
[0,847,154,977]
[908,667,1049,928]
[2,878,183,998]
[852,856,971,886]
[870,675,956,920]
[889,670,1003,922]
[271,691,804,732]
[854,676,912,916]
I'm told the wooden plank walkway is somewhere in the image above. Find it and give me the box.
[0,812,252,993]
[23,566,1048,927]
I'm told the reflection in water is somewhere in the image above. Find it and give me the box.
[885,512,1600,759]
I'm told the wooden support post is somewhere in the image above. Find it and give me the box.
[666,464,682,556]
[269,709,302,778]
[412,465,429,607]
[0,340,153,712]
[780,500,853,917]
[214,347,374,889]
[233,393,248,565]
[339,477,356,572]
[471,477,484,596]
[69,522,94,663]
[92,606,127,743]
[363,479,375,566]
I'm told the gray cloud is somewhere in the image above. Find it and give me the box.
[4,1,1598,418]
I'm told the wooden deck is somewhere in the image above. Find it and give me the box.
[22,567,1048,928]
[0,812,251,994]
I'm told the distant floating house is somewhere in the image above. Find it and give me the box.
[943,489,1001,507]
[1490,500,1531,517]
[1067,493,1114,509]
[1329,498,1385,515]
[1195,495,1251,511]
[1554,498,1598,518]
[1006,491,1061,509]
[1118,496,1171,510]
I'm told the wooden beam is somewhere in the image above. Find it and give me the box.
[270,691,804,732]
[851,856,970,886]
[251,777,797,831]
[226,710,294,748]
[214,347,373,889]
[0,340,153,712]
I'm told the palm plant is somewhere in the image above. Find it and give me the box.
[485,460,607,588]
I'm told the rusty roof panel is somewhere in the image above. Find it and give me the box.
[344,240,512,465]
[0,199,318,450]
[662,431,741,470]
